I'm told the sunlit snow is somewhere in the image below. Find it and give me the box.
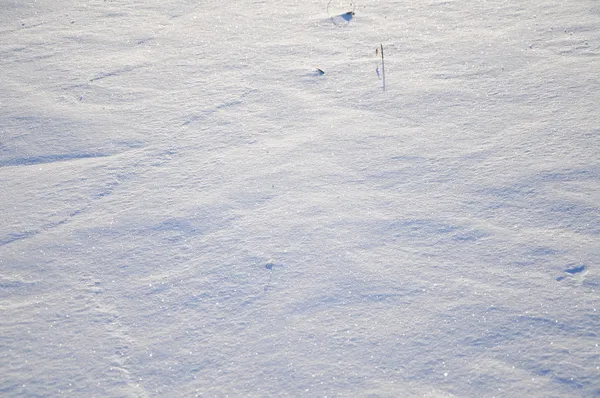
[1,0,599,396]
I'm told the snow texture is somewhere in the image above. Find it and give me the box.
[1,0,599,396]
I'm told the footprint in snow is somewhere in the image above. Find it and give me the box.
[556,264,588,282]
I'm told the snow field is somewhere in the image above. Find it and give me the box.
[1,0,599,396]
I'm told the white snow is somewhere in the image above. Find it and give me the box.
[1,0,599,396]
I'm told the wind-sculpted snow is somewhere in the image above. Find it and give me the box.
[1,0,599,396]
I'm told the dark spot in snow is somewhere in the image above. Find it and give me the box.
[340,11,354,22]
[565,265,586,274]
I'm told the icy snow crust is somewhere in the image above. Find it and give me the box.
[1,0,599,396]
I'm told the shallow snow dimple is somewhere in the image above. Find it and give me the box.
[476,167,600,235]
[0,230,38,246]
[537,167,600,183]
[88,64,149,82]
[367,218,490,247]
[0,152,109,168]
[525,247,561,258]
[288,277,426,317]
[181,89,256,126]
[451,229,491,243]
[0,276,37,295]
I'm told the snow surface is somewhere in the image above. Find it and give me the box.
[1,0,599,396]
